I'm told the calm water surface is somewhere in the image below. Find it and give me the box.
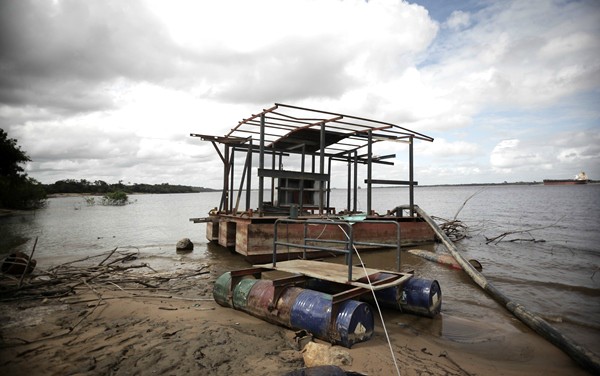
[1,185,599,354]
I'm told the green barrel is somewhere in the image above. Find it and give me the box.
[213,272,233,307]
[232,278,258,310]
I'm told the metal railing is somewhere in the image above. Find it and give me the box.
[272,218,401,281]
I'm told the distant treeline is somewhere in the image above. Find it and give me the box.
[43,179,217,195]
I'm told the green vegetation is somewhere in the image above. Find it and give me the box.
[0,129,46,210]
[101,191,129,206]
[43,179,216,195]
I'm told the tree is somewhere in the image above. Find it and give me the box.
[0,128,46,210]
[0,128,30,177]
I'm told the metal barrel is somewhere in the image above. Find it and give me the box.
[243,280,304,326]
[399,277,442,317]
[290,289,374,348]
[333,299,374,347]
[290,289,332,337]
[369,272,441,317]
[232,278,258,310]
[213,272,233,307]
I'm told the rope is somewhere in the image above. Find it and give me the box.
[336,224,401,376]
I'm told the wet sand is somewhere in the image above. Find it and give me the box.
[0,256,590,376]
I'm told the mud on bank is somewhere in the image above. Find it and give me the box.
[0,251,589,376]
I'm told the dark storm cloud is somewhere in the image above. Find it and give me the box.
[0,0,186,113]
[0,0,358,115]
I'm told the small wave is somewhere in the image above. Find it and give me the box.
[490,275,600,297]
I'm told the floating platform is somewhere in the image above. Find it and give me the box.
[190,104,437,260]
[194,213,436,262]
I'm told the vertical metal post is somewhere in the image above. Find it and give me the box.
[409,135,414,217]
[271,145,276,204]
[353,150,358,212]
[277,151,282,206]
[347,224,354,281]
[300,144,305,212]
[273,220,279,267]
[222,145,230,213]
[346,153,351,212]
[326,157,332,214]
[367,130,372,215]
[229,147,235,213]
[258,114,265,215]
[395,222,401,271]
[319,123,325,215]
[246,139,253,211]
[303,222,308,260]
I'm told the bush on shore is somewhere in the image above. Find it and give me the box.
[101,191,129,206]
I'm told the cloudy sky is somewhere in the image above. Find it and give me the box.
[1,0,599,188]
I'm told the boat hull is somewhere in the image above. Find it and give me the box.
[543,179,588,185]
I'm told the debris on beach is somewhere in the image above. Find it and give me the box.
[1,252,37,276]
[0,247,209,304]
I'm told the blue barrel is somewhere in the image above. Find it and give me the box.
[290,289,332,337]
[213,272,233,307]
[399,277,442,318]
[290,289,374,348]
[369,273,441,317]
[232,278,258,310]
[334,299,374,347]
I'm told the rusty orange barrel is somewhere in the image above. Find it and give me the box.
[243,280,304,326]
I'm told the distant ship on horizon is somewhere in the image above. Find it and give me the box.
[543,171,589,185]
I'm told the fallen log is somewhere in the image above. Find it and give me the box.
[407,205,600,374]
[407,249,481,271]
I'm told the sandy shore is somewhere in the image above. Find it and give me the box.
[0,255,591,376]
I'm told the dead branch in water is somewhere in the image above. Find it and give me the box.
[484,216,565,245]
[431,189,485,242]
[453,188,485,220]
[431,216,469,242]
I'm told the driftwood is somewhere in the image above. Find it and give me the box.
[410,205,600,374]
[484,216,564,244]
[431,216,469,242]
[430,189,484,242]
[0,248,210,303]
[0,248,211,347]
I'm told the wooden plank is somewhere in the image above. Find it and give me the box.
[254,259,409,289]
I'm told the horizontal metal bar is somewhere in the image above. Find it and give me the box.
[364,179,418,185]
[303,238,349,245]
[353,241,399,248]
[274,241,350,254]
[259,168,329,181]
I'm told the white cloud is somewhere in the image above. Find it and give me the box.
[445,10,471,31]
[490,139,553,173]
[1,0,599,186]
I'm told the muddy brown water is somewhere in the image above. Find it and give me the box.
[1,185,599,357]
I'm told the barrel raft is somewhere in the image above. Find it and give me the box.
[213,273,374,348]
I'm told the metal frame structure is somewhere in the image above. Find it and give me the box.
[191,103,434,217]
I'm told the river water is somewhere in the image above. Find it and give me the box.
[1,185,599,356]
